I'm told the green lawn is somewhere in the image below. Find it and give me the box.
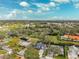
[0,50,7,54]
[29,37,39,44]
[9,54,17,59]
[55,55,66,59]
[45,35,59,43]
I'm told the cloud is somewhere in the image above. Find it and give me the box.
[0,16,2,19]
[27,10,33,13]
[74,3,79,8]
[20,1,29,7]
[34,2,57,12]
[36,10,42,13]
[49,16,64,20]
[42,7,50,11]
[54,0,69,3]
[49,2,56,7]
[0,16,1,18]
[0,9,34,20]
[5,9,25,20]
[6,9,17,19]
[35,2,56,8]
[35,3,48,8]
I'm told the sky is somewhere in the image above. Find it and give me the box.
[0,0,79,20]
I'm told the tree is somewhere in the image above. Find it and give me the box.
[7,31,18,37]
[7,37,20,47]
[64,45,68,59]
[24,47,39,59]
[0,34,5,42]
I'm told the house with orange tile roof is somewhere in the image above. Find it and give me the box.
[63,34,79,41]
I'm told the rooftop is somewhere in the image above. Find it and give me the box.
[64,34,79,41]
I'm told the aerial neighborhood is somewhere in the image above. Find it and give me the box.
[0,21,79,59]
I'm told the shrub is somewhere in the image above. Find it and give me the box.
[24,47,39,59]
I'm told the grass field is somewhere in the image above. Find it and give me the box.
[55,55,66,59]
[0,50,7,54]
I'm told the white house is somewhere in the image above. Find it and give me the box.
[68,45,79,59]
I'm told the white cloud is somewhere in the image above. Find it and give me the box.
[5,9,24,20]
[27,10,33,13]
[0,9,32,20]
[35,2,56,8]
[36,10,42,13]
[6,9,17,19]
[54,0,69,3]
[49,16,68,20]
[74,3,79,8]
[41,7,50,11]
[49,2,56,7]
[0,16,2,18]
[56,6,60,10]
[35,2,57,12]
[20,1,29,7]
[36,3,48,8]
